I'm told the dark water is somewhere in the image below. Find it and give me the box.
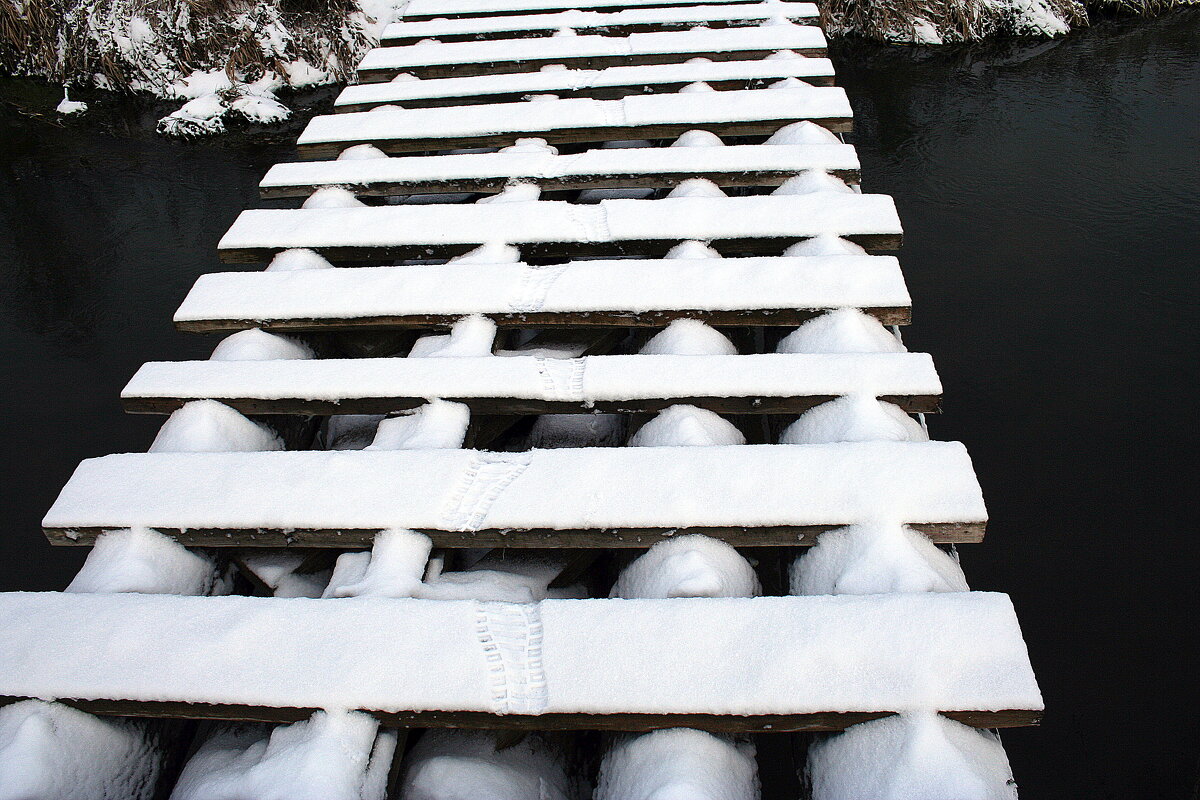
[1,11,1198,797]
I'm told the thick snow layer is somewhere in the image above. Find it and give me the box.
[628,405,746,447]
[124,353,941,408]
[66,527,220,595]
[806,712,1018,800]
[170,711,393,800]
[527,413,626,449]
[43,442,986,533]
[177,255,907,323]
[791,522,969,595]
[779,396,928,445]
[596,729,758,800]
[219,194,900,254]
[767,120,842,145]
[399,730,572,800]
[302,187,366,209]
[326,530,431,599]
[322,415,385,451]
[358,25,826,74]
[640,319,737,356]
[777,309,907,354]
[209,329,314,361]
[0,592,1041,717]
[149,400,283,453]
[239,552,330,598]
[302,88,850,149]
[0,699,160,800]
[382,3,819,41]
[408,315,497,358]
[266,248,334,272]
[368,401,470,450]
[610,534,759,599]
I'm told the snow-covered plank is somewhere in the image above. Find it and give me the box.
[299,88,851,158]
[357,26,828,81]
[217,195,902,263]
[335,57,837,111]
[382,3,819,45]
[0,592,1041,729]
[401,0,779,23]
[262,142,858,198]
[121,353,942,416]
[176,255,910,333]
[42,442,985,547]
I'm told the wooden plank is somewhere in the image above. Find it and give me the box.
[298,88,852,158]
[216,195,902,264]
[334,58,837,111]
[382,3,820,45]
[120,352,943,416]
[261,143,858,199]
[41,443,986,547]
[400,0,776,24]
[0,698,1041,731]
[356,27,828,81]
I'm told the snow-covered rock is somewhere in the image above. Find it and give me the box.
[766,120,842,146]
[0,700,161,800]
[595,729,759,800]
[170,711,393,800]
[399,730,573,800]
[628,404,745,448]
[779,396,928,445]
[610,534,760,599]
[806,712,1017,800]
[776,309,905,354]
[640,319,737,356]
[408,315,497,358]
[367,400,470,450]
[149,400,284,453]
[209,329,314,361]
[324,529,431,599]
[791,521,969,595]
[303,187,366,209]
[66,527,222,595]
[266,248,334,272]
[671,129,724,148]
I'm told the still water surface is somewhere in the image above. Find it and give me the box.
[1,11,1197,797]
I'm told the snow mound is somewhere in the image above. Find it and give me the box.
[210,329,314,361]
[66,527,220,595]
[321,414,385,451]
[679,80,716,93]
[158,93,226,136]
[238,552,330,598]
[783,234,867,256]
[325,529,431,599]
[477,182,541,203]
[769,76,814,90]
[0,699,160,800]
[338,144,390,161]
[628,405,745,448]
[773,170,853,195]
[806,712,1017,800]
[409,315,497,358]
[610,534,760,599]
[671,130,724,148]
[399,730,573,800]
[419,569,558,603]
[302,187,365,209]
[367,400,470,450]
[528,413,626,449]
[640,319,737,356]
[230,93,290,125]
[266,248,334,272]
[448,242,522,264]
[596,729,758,800]
[664,239,723,259]
[170,711,392,800]
[780,396,928,445]
[766,120,842,146]
[500,138,559,155]
[667,178,727,199]
[791,521,969,595]
[777,309,905,354]
[149,400,283,453]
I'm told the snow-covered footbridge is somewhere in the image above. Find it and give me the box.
[0,0,1042,797]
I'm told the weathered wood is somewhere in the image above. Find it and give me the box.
[0,697,1041,732]
[45,521,985,549]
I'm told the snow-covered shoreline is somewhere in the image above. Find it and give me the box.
[0,0,1190,134]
